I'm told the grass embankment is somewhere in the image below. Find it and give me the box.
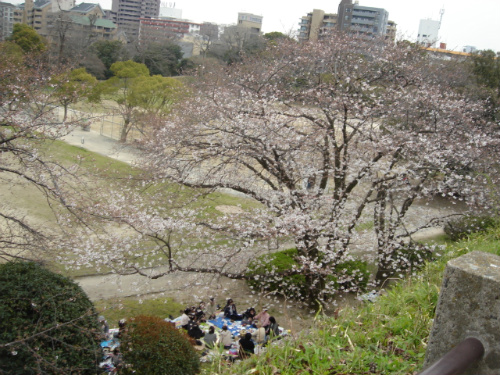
[94,297,185,328]
[215,229,500,375]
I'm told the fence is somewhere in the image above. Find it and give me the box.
[58,107,143,143]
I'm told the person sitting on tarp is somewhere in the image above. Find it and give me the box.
[252,320,266,345]
[187,321,205,345]
[266,316,280,344]
[220,325,233,349]
[223,298,242,320]
[203,325,217,348]
[194,301,206,322]
[242,307,256,326]
[255,307,271,330]
[238,332,255,358]
[179,308,192,329]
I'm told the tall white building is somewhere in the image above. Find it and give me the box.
[417,9,444,48]
[417,19,440,47]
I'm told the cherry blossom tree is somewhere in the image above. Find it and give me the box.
[64,34,500,307]
[0,47,91,263]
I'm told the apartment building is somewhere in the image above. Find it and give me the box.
[0,1,15,40]
[139,17,198,42]
[299,0,395,42]
[337,0,389,37]
[298,9,337,42]
[11,0,117,46]
[111,0,160,42]
[237,12,262,33]
[66,3,117,40]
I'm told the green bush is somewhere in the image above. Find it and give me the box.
[332,259,370,291]
[444,215,497,241]
[0,261,101,375]
[121,315,199,375]
[379,243,436,280]
[246,249,370,299]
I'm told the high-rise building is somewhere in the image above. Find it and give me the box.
[417,10,444,48]
[159,2,181,19]
[299,1,394,42]
[0,1,15,40]
[111,0,160,42]
[298,9,337,42]
[237,12,262,33]
[337,0,389,37]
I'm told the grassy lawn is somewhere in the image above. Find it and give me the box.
[94,296,185,328]
[16,137,264,278]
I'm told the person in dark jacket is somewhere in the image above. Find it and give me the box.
[242,307,256,325]
[223,298,242,320]
[188,321,205,340]
[239,332,255,357]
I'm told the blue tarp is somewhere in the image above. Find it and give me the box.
[208,317,255,337]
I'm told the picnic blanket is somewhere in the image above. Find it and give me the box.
[208,316,255,337]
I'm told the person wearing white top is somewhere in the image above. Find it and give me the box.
[220,325,233,349]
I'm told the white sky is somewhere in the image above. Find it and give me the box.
[11,0,500,52]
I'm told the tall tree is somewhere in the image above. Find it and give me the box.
[61,35,500,309]
[134,41,184,76]
[51,67,98,122]
[0,50,93,263]
[470,49,500,121]
[131,35,499,305]
[8,23,46,53]
[97,60,184,142]
[91,39,129,78]
[470,49,500,96]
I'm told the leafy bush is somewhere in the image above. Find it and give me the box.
[378,243,436,281]
[333,259,370,291]
[444,215,497,241]
[0,261,101,374]
[246,249,370,299]
[121,315,199,375]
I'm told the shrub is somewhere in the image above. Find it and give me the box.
[246,249,370,299]
[121,315,199,375]
[444,215,497,241]
[378,243,436,281]
[0,261,101,375]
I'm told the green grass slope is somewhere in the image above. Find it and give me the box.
[217,229,500,375]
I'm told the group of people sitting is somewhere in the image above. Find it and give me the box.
[178,297,282,358]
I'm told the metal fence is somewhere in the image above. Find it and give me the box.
[58,107,143,143]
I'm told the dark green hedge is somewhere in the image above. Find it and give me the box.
[0,261,101,374]
[246,249,369,299]
[121,315,200,375]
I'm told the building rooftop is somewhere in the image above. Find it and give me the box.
[70,14,116,27]
[70,2,102,13]
[33,0,51,9]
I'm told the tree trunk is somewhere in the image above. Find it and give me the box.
[120,120,130,143]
